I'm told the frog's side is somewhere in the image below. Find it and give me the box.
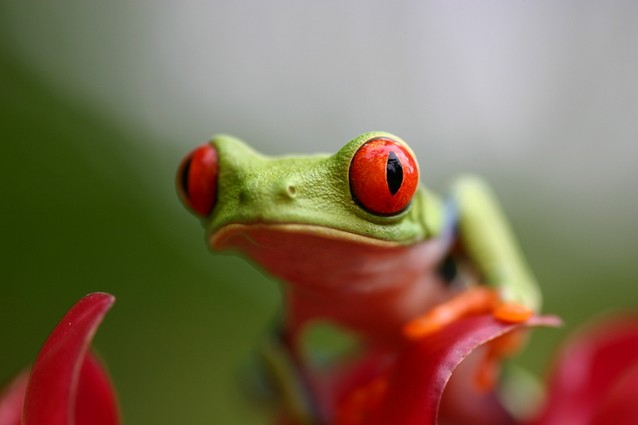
[177,131,541,421]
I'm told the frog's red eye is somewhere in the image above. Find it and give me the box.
[349,138,419,216]
[177,144,218,216]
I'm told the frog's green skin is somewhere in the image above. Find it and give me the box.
[197,131,541,347]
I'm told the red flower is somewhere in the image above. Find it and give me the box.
[329,313,638,425]
[0,293,120,425]
[2,293,638,425]
[528,315,638,425]
[329,314,560,425]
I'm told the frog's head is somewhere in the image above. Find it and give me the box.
[177,132,442,284]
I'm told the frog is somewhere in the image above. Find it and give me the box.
[177,131,541,423]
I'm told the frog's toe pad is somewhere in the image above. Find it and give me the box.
[493,303,533,323]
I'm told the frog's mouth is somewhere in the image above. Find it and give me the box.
[209,223,434,290]
[210,223,403,252]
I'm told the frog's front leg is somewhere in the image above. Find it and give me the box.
[406,176,542,390]
[453,175,541,313]
[259,323,327,425]
[405,176,541,338]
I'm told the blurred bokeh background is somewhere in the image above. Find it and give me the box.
[1,1,637,423]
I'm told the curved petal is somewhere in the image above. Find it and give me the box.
[22,292,120,425]
[74,353,121,425]
[530,315,638,425]
[378,314,561,425]
[0,371,29,425]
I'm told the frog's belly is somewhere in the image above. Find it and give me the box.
[213,223,462,345]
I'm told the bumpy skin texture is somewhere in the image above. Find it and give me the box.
[206,132,443,246]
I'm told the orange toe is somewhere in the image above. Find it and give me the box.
[403,314,448,340]
[493,302,533,323]
[404,287,501,341]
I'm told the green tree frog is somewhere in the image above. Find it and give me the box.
[177,131,542,420]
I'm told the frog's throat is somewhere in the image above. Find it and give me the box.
[209,223,406,251]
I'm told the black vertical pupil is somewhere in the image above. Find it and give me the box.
[181,157,192,197]
[386,151,403,195]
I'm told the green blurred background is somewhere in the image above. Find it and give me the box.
[1,2,637,424]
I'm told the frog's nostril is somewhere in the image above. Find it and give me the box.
[276,182,297,200]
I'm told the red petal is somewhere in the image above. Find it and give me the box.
[590,363,638,425]
[22,292,119,425]
[530,316,638,425]
[0,371,29,425]
[377,314,560,425]
[74,353,121,425]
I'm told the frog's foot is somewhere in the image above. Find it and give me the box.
[403,288,534,341]
[403,287,500,340]
[403,288,534,392]
[493,302,534,323]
